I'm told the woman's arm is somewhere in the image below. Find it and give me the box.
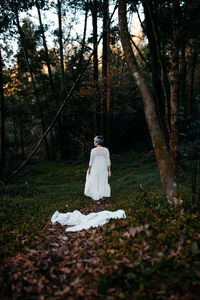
[88,165,92,174]
[108,165,111,177]
[88,149,94,174]
[106,148,111,177]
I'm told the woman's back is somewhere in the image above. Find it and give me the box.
[85,145,111,200]
[89,147,111,166]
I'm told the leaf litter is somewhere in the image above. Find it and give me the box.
[1,199,200,300]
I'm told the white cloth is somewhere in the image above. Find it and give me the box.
[51,209,126,232]
[84,147,111,200]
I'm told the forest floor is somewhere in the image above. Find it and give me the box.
[1,151,200,299]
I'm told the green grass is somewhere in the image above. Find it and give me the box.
[0,151,163,258]
[0,151,192,259]
[1,151,200,298]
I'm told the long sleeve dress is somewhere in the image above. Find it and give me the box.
[84,146,111,200]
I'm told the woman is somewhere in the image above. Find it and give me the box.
[84,136,111,201]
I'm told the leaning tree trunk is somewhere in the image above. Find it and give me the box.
[0,48,5,172]
[118,0,180,204]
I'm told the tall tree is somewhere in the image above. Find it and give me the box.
[105,0,111,146]
[79,0,89,71]
[90,0,99,134]
[118,0,179,203]
[142,0,169,135]
[101,0,110,141]
[57,0,65,91]
[15,15,52,160]
[169,0,181,164]
[36,0,69,160]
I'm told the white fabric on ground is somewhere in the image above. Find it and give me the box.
[84,147,111,200]
[51,209,126,232]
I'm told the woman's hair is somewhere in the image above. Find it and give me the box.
[94,136,104,145]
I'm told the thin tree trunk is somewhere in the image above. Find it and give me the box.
[118,0,180,204]
[0,48,5,171]
[36,2,57,159]
[180,42,187,108]
[91,0,99,135]
[79,0,88,71]
[101,0,109,139]
[106,2,111,146]
[169,0,180,165]
[57,0,65,91]
[189,49,197,113]
[102,0,108,78]
[57,0,71,158]
[15,12,51,160]
[36,1,55,93]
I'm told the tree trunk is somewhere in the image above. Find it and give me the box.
[36,1,57,160]
[36,1,55,93]
[79,0,88,71]
[180,42,187,109]
[189,49,197,114]
[101,0,109,139]
[118,0,180,204]
[106,3,111,146]
[57,0,65,91]
[0,48,5,171]
[91,0,99,135]
[57,0,71,158]
[169,0,180,165]
[16,12,51,160]
[143,1,170,138]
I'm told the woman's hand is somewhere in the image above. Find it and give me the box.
[108,170,111,177]
[88,166,91,175]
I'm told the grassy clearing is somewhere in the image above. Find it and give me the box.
[1,151,200,298]
[0,151,191,258]
[0,151,162,258]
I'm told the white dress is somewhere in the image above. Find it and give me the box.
[51,209,126,232]
[84,146,111,200]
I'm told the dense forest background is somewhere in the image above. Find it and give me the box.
[0,0,200,198]
[1,1,200,299]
